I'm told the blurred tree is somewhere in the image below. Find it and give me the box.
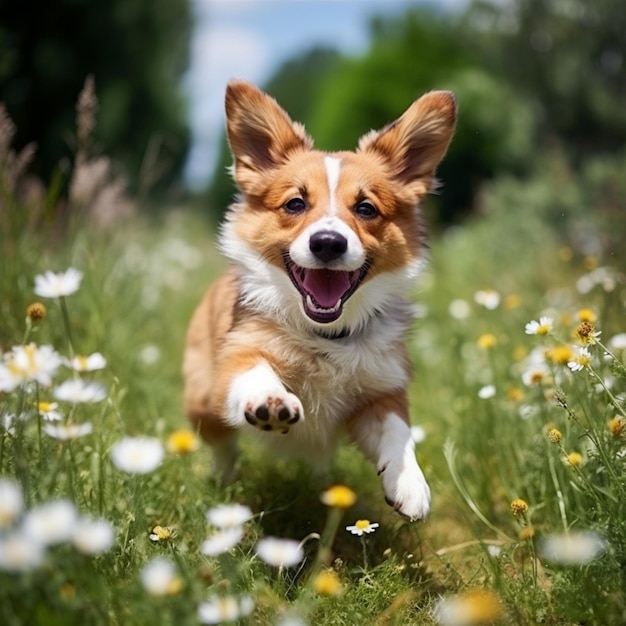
[0,0,191,193]
[208,47,341,221]
[465,0,626,160]
[308,8,534,225]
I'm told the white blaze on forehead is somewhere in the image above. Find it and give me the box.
[324,156,342,216]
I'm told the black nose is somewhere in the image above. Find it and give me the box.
[309,230,348,263]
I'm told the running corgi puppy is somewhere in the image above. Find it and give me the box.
[183,81,456,520]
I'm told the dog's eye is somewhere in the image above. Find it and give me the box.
[355,201,378,219]
[284,198,307,215]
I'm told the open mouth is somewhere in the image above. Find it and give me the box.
[284,254,369,323]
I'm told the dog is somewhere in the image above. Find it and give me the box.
[183,81,456,521]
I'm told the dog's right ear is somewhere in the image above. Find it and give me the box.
[225,81,313,193]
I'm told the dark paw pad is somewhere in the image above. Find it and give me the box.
[243,396,302,434]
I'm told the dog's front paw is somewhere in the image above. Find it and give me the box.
[379,459,431,522]
[227,363,304,434]
[243,392,303,434]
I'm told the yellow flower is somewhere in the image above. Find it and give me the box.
[558,246,573,262]
[166,430,201,454]
[547,428,562,444]
[608,416,626,437]
[26,302,46,321]
[506,387,524,402]
[574,321,601,345]
[577,308,597,323]
[512,346,528,362]
[434,589,502,625]
[320,485,356,508]
[312,570,343,596]
[519,526,535,541]
[504,294,521,310]
[564,452,583,467]
[510,498,529,516]
[149,526,175,542]
[545,345,574,365]
[477,333,497,350]
[583,256,598,271]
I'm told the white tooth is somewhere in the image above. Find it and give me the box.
[305,295,342,314]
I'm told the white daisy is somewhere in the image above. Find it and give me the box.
[0,531,46,572]
[255,537,304,568]
[410,425,426,444]
[1,413,18,435]
[22,499,78,546]
[524,316,554,336]
[567,346,591,372]
[521,362,551,386]
[110,436,164,474]
[36,401,63,421]
[448,299,471,320]
[72,517,116,555]
[608,333,626,351]
[478,384,496,399]
[346,520,380,536]
[206,503,253,529]
[54,379,107,403]
[0,479,24,527]
[0,343,62,392]
[200,527,244,556]
[44,422,93,440]
[34,268,83,298]
[67,352,107,372]
[539,531,606,565]
[473,290,501,310]
[140,557,182,596]
[198,595,254,624]
[139,344,161,365]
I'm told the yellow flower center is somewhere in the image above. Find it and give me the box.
[355,519,371,530]
[577,308,597,323]
[566,452,583,467]
[536,324,551,336]
[608,417,626,437]
[510,498,529,516]
[166,430,200,454]
[546,345,574,365]
[576,354,590,368]
[320,485,356,508]
[547,428,562,444]
[152,526,173,540]
[312,570,343,596]
[477,333,497,349]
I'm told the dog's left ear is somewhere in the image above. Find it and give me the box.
[225,81,313,193]
[358,91,457,194]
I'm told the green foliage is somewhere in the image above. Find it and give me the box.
[465,0,626,158]
[0,0,191,192]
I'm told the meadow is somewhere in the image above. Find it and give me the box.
[1,103,626,625]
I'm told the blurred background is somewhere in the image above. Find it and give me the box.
[1,0,625,234]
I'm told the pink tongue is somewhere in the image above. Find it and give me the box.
[302,269,351,308]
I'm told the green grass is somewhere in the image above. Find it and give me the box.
[1,175,626,625]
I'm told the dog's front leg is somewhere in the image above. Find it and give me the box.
[224,360,304,435]
[349,399,430,521]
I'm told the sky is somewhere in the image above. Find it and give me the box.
[182,0,465,189]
